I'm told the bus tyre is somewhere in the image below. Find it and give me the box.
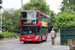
[23,41,26,43]
[44,36,47,41]
[39,36,42,43]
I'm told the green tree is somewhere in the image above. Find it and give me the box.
[2,8,20,32]
[60,0,75,15]
[54,12,75,29]
[48,11,56,31]
[0,0,2,4]
[0,0,2,9]
[23,0,50,14]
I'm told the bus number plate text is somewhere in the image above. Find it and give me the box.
[27,39,31,41]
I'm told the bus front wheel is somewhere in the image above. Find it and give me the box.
[23,41,26,43]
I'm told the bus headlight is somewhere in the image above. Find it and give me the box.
[34,36,38,39]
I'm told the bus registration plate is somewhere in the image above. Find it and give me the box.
[27,39,31,41]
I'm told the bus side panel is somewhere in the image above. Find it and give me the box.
[40,33,48,40]
[45,34,48,39]
[40,29,44,40]
[40,29,48,40]
[41,34,44,40]
[45,30,48,39]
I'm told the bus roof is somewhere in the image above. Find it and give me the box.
[21,10,48,17]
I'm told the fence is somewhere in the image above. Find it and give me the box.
[60,27,75,45]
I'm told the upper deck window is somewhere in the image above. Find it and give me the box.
[21,12,38,25]
[21,12,37,20]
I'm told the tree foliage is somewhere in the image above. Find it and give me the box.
[0,0,2,4]
[54,12,75,29]
[2,8,20,32]
[48,11,56,31]
[0,0,2,9]
[60,0,75,15]
[23,0,50,14]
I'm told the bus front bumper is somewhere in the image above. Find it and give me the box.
[20,38,40,42]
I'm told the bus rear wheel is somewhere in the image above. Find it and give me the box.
[44,36,47,41]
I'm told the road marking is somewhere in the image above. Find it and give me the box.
[32,47,38,50]
[32,45,39,50]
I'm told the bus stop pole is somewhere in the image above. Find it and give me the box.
[21,0,23,11]
[0,4,2,33]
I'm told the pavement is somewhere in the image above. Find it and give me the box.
[33,34,69,50]
[0,33,70,50]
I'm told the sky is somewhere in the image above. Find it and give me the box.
[2,0,63,14]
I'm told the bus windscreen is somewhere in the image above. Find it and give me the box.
[20,26,39,35]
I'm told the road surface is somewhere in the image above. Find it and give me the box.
[0,33,69,50]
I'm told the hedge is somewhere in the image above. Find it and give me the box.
[0,32,20,38]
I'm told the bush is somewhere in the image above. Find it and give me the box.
[7,33,12,38]
[16,33,20,36]
[17,34,20,36]
[2,32,12,38]
[13,33,17,38]
[0,33,4,38]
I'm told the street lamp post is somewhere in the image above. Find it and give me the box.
[33,7,35,10]
[0,4,2,33]
[21,0,23,11]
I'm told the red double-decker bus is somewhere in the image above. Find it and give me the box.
[20,10,48,43]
